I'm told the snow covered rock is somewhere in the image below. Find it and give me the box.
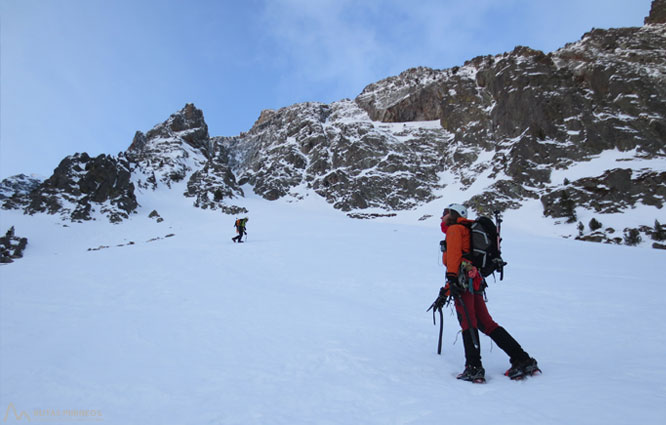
[542,168,666,217]
[127,103,212,188]
[0,226,27,263]
[351,22,666,214]
[24,153,138,223]
[0,174,42,209]
[222,100,451,211]
[127,103,244,213]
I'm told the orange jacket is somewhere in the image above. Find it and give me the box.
[442,217,474,276]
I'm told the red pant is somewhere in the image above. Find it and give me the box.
[454,292,499,335]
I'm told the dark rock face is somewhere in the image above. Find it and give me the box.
[645,0,666,24]
[355,67,450,122]
[542,169,666,218]
[222,100,450,211]
[24,153,138,223]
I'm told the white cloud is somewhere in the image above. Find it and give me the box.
[258,0,524,102]
[260,0,389,101]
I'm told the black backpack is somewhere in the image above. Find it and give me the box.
[465,216,507,279]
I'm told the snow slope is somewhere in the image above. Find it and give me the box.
[1,186,665,425]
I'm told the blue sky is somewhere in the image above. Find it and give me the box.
[0,0,653,179]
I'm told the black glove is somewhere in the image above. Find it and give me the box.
[446,273,463,294]
[431,286,450,311]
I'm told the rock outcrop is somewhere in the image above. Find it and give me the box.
[0,226,28,263]
[645,0,666,24]
[0,174,42,210]
[24,153,138,223]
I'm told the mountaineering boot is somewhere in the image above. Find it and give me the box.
[488,327,540,379]
[458,328,484,383]
[505,357,540,380]
[456,365,486,383]
[490,326,529,364]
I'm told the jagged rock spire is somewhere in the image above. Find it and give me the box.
[128,103,210,154]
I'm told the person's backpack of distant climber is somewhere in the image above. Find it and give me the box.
[465,216,507,279]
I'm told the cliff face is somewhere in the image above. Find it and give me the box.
[645,0,666,24]
[218,100,453,211]
[227,21,665,217]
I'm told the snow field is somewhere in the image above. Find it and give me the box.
[1,192,666,425]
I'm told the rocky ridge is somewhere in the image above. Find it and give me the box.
[0,174,42,210]
[354,24,666,215]
[219,8,665,247]
[2,104,247,222]
[1,1,664,248]
[22,153,137,223]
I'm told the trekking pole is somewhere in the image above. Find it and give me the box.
[454,293,479,350]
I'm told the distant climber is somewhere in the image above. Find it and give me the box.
[232,217,248,243]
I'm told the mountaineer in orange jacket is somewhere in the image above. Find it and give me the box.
[439,203,539,383]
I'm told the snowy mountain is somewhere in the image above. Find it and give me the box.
[1,1,665,248]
